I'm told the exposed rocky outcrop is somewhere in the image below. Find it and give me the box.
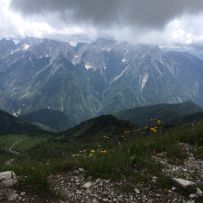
[0,171,18,201]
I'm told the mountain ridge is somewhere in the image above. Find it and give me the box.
[62,115,137,143]
[0,38,203,125]
[0,109,46,135]
[19,108,75,131]
[114,101,203,126]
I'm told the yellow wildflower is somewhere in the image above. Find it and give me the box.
[150,127,157,133]
[89,153,93,157]
[100,150,107,154]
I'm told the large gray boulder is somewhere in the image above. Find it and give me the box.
[0,171,18,201]
[0,171,18,189]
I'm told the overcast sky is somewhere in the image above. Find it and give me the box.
[1,0,203,45]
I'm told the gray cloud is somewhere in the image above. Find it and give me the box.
[10,0,203,29]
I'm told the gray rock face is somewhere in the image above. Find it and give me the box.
[0,171,18,201]
[0,171,18,189]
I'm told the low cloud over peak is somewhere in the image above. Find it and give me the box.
[10,0,203,29]
[0,0,202,45]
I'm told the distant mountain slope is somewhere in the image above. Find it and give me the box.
[0,110,45,135]
[180,112,203,124]
[0,38,203,125]
[62,115,137,143]
[114,102,202,126]
[19,109,75,131]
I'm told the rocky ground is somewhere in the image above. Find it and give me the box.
[49,171,188,203]
[0,143,203,203]
[154,143,203,181]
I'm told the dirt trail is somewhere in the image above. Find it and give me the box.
[5,139,25,166]
[8,139,25,155]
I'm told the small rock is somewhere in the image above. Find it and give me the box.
[18,196,22,201]
[152,176,158,180]
[7,191,18,201]
[0,188,11,200]
[171,186,176,191]
[155,194,161,198]
[92,198,99,203]
[142,194,147,201]
[79,168,85,173]
[95,178,101,183]
[87,176,92,181]
[189,194,196,199]
[74,170,79,174]
[21,192,26,196]
[76,190,82,195]
[152,176,158,183]
[110,191,114,196]
[196,188,203,197]
[99,182,103,187]
[82,182,92,189]
[172,178,195,188]
[134,188,140,194]
[157,152,167,158]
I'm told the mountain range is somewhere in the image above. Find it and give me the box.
[0,37,203,125]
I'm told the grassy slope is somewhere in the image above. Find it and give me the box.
[180,112,203,124]
[0,116,202,199]
[19,109,75,132]
[0,134,51,153]
[114,102,203,126]
[0,121,201,196]
[0,110,46,135]
[62,115,137,143]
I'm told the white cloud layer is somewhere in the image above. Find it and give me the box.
[0,0,96,41]
[1,0,203,45]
